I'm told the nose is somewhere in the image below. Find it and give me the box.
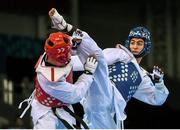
[132,43,138,49]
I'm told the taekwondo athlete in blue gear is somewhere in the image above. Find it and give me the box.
[103,27,169,105]
[108,26,152,102]
[49,8,126,129]
[70,26,169,129]
[103,26,169,127]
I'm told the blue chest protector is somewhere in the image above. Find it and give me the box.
[108,61,142,102]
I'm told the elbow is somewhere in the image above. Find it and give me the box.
[66,88,86,104]
[67,93,84,104]
[153,100,165,106]
[157,96,169,106]
[150,95,169,106]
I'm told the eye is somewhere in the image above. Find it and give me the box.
[130,41,135,45]
[47,40,54,47]
[137,41,144,46]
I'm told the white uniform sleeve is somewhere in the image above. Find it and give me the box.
[133,73,169,106]
[103,48,131,65]
[38,73,93,104]
[71,55,84,71]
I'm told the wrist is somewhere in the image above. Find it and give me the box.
[154,78,161,83]
[84,70,93,75]
[66,25,77,36]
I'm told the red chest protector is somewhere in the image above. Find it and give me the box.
[34,53,73,107]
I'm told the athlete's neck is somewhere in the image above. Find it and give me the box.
[136,57,142,64]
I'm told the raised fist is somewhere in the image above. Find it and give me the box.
[49,8,72,32]
[49,8,56,17]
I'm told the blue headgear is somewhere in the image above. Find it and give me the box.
[125,26,152,58]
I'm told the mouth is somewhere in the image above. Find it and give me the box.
[131,51,139,54]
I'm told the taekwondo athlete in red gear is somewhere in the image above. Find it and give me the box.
[19,31,99,128]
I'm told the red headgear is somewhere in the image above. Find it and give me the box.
[44,32,72,66]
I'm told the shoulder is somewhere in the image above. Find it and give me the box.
[103,48,125,54]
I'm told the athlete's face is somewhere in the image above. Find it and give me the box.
[129,38,144,55]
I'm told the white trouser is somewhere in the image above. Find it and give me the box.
[31,99,76,129]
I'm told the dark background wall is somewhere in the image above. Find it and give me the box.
[0,0,179,128]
